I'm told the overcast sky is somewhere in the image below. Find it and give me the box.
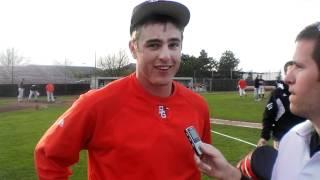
[0,0,319,72]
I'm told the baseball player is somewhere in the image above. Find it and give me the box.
[237,78,247,97]
[34,1,212,179]
[45,83,55,102]
[17,78,25,102]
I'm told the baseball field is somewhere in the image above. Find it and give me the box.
[0,92,268,179]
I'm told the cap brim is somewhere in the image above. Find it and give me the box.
[130,1,190,34]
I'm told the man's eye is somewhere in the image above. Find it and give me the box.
[169,42,180,48]
[294,63,303,69]
[147,43,160,49]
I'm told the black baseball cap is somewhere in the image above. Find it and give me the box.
[130,0,190,34]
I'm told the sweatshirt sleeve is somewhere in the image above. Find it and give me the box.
[34,95,95,179]
[260,91,278,140]
[201,102,212,144]
[202,117,212,144]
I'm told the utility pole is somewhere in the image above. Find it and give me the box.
[64,57,67,94]
[94,52,97,88]
[11,48,14,84]
[210,70,214,92]
[64,57,67,83]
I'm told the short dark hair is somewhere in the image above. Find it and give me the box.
[284,61,295,74]
[296,22,320,72]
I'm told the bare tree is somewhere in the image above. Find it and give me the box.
[0,48,27,84]
[0,48,26,66]
[98,49,130,76]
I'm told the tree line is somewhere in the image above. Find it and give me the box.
[177,49,241,79]
[0,48,242,80]
[96,49,242,79]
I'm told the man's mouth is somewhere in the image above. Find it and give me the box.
[288,88,294,95]
[155,65,172,71]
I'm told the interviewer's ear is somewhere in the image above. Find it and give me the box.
[129,40,137,59]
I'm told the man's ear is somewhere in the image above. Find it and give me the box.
[129,40,137,59]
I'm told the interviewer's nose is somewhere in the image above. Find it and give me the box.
[284,69,295,85]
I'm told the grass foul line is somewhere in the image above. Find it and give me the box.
[211,130,257,147]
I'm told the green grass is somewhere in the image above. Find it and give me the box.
[202,92,268,122]
[54,95,80,101]
[0,106,66,179]
[0,105,89,180]
[202,124,260,180]
[0,93,266,179]
[212,124,260,164]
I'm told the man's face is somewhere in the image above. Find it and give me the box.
[129,22,182,90]
[285,39,320,119]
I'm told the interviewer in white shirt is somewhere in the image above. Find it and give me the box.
[194,22,320,180]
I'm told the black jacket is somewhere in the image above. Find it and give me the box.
[254,78,260,88]
[30,85,37,91]
[260,82,306,141]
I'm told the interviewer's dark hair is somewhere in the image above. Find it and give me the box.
[296,22,320,73]
[284,61,295,74]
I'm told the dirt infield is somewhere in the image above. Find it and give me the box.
[0,99,73,113]
[211,118,262,129]
[0,104,28,113]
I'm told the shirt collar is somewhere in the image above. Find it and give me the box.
[295,120,314,137]
[309,130,320,157]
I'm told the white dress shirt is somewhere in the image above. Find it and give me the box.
[272,120,320,180]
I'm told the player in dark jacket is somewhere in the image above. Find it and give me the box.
[254,76,260,101]
[257,62,306,149]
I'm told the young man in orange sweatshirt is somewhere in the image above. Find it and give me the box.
[34,1,212,179]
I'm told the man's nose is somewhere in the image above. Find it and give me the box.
[159,46,171,61]
[284,70,294,85]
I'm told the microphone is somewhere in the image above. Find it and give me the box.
[237,145,278,180]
